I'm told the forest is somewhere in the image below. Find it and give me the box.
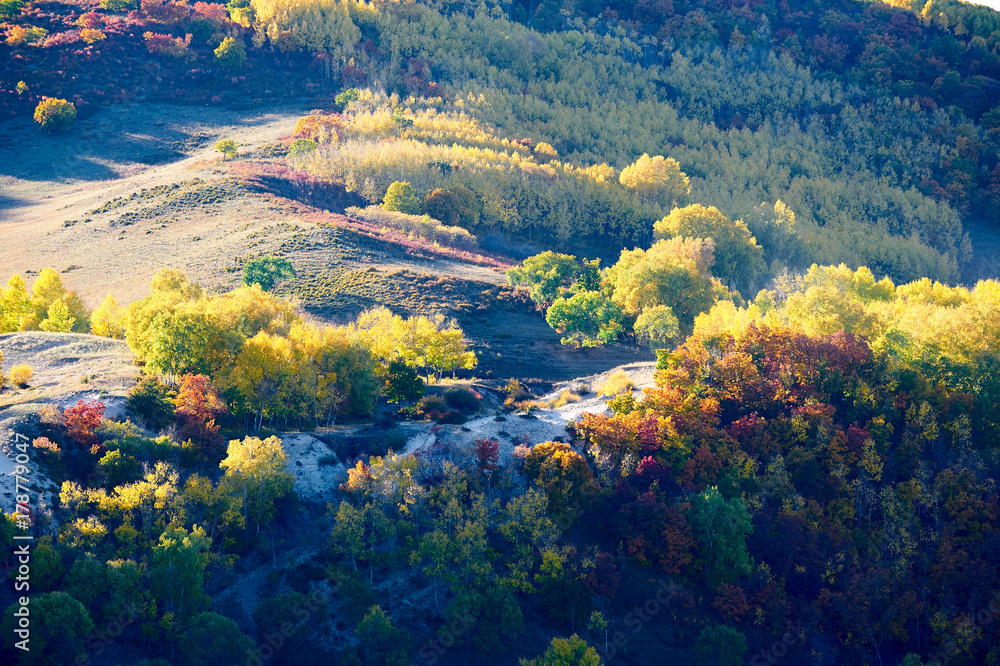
[3,0,1000,664]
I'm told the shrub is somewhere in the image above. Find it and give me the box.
[551,389,581,408]
[443,386,480,413]
[32,437,61,460]
[288,137,317,158]
[16,80,27,95]
[143,32,191,58]
[33,98,76,134]
[9,365,32,387]
[597,370,634,397]
[64,400,106,446]
[80,28,106,44]
[503,379,533,408]
[100,0,138,10]
[7,26,48,46]
[416,394,448,419]
[382,181,421,214]
[214,36,246,68]
[215,138,237,160]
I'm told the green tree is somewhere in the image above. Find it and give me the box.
[654,204,766,292]
[343,605,412,666]
[179,612,255,666]
[688,487,753,587]
[423,188,462,225]
[1,592,95,662]
[545,291,623,348]
[694,624,747,666]
[383,359,424,404]
[151,526,212,618]
[633,305,680,349]
[382,181,421,214]
[520,634,601,666]
[507,251,581,305]
[214,36,246,68]
[126,375,176,430]
[242,256,296,292]
[215,139,238,160]
[65,553,107,616]
[33,98,77,134]
[335,87,360,111]
[219,436,295,534]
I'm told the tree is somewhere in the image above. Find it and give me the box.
[215,139,238,160]
[507,251,582,305]
[214,36,246,68]
[65,553,106,615]
[0,274,31,332]
[151,525,212,618]
[423,188,462,225]
[520,634,601,666]
[524,442,598,515]
[25,268,89,332]
[242,256,296,292]
[653,204,766,292]
[619,153,690,206]
[174,374,226,457]
[545,291,623,348]
[91,294,127,338]
[343,605,412,666]
[633,305,680,349]
[39,298,75,332]
[33,98,77,134]
[695,624,747,666]
[1,592,95,663]
[179,612,255,666]
[382,181,421,214]
[335,87,360,111]
[219,436,295,534]
[688,487,753,587]
[127,376,175,430]
[605,237,723,332]
[383,359,424,404]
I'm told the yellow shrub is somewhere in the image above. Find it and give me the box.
[9,365,32,387]
[597,370,634,397]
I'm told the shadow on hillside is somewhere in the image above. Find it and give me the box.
[0,102,302,188]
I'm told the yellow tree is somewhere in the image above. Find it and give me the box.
[39,299,76,333]
[605,237,724,332]
[91,295,127,339]
[23,268,89,332]
[654,204,766,292]
[221,331,297,431]
[0,274,32,333]
[219,436,294,535]
[619,154,690,206]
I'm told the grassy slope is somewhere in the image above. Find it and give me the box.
[0,102,653,382]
